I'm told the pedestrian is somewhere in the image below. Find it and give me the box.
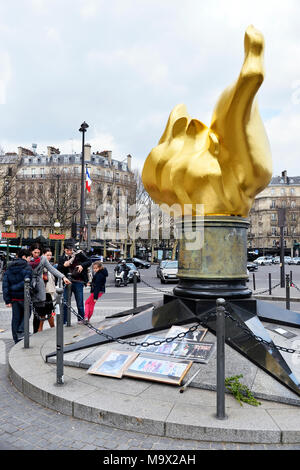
[35,248,57,332]
[29,243,71,333]
[84,261,108,323]
[2,248,32,344]
[57,241,92,323]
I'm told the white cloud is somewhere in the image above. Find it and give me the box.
[0,51,11,105]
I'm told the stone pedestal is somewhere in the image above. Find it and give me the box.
[174,216,251,299]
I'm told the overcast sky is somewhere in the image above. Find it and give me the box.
[1,0,300,177]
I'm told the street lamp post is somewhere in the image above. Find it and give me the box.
[4,218,12,265]
[54,220,61,263]
[79,121,89,245]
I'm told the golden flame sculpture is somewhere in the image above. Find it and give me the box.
[142,26,272,217]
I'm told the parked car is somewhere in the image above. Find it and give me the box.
[160,260,178,284]
[247,261,258,272]
[272,256,280,264]
[254,256,273,266]
[90,255,103,263]
[288,257,300,265]
[284,256,292,264]
[156,260,168,278]
[126,257,151,269]
[125,263,141,283]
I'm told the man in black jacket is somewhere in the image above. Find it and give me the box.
[58,242,92,323]
[2,249,32,343]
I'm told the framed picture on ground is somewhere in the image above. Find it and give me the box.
[87,350,138,378]
[171,341,215,364]
[124,355,193,385]
[166,325,208,343]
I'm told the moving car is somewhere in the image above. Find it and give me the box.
[156,260,168,278]
[126,257,151,269]
[247,261,258,272]
[254,256,272,266]
[160,260,178,284]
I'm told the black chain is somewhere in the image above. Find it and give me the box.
[63,299,215,347]
[224,308,300,354]
[26,289,56,322]
[292,280,300,294]
[140,278,173,294]
[253,282,281,295]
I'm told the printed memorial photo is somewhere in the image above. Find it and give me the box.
[171,341,215,363]
[124,355,193,385]
[166,325,208,343]
[135,334,215,364]
[135,335,177,355]
[87,350,138,378]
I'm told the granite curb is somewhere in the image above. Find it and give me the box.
[7,325,300,445]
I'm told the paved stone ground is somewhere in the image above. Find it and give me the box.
[2,337,300,451]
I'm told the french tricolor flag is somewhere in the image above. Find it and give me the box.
[86,167,92,192]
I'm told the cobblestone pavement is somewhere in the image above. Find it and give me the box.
[1,337,300,451]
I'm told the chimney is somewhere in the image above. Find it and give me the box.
[84,143,91,161]
[127,154,132,171]
[282,170,287,184]
[47,146,60,157]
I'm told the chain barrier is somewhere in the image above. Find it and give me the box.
[253,282,281,295]
[292,280,300,294]
[62,299,215,347]
[63,297,300,354]
[223,308,300,354]
[25,288,56,322]
[140,278,173,294]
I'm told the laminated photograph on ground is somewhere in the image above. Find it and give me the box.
[135,334,214,363]
[171,341,215,363]
[166,325,208,343]
[134,335,177,355]
[124,355,193,385]
[87,350,138,378]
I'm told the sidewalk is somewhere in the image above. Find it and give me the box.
[8,317,300,445]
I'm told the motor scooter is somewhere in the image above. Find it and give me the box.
[114,269,128,287]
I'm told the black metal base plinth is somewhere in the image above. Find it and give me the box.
[46,294,300,397]
[173,278,252,299]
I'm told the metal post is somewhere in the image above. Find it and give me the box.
[66,274,72,327]
[290,270,293,285]
[55,286,64,385]
[23,278,31,349]
[268,273,272,295]
[252,273,256,291]
[286,274,290,311]
[79,121,89,244]
[216,298,226,420]
[133,272,137,312]
[280,226,285,288]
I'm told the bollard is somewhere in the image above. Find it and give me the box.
[216,298,227,420]
[66,274,72,327]
[268,273,272,295]
[286,274,290,311]
[55,286,64,385]
[133,272,137,312]
[252,273,256,291]
[290,270,293,286]
[23,278,31,349]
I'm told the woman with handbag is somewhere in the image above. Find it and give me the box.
[30,243,71,333]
